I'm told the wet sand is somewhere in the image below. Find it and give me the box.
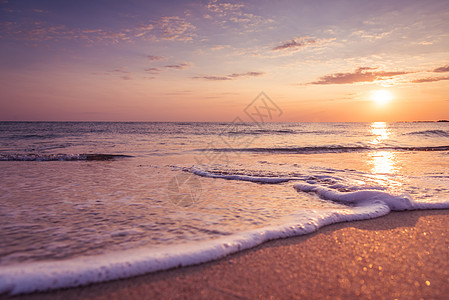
[3,210,449,299]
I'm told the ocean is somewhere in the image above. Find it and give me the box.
[1,121,449,295]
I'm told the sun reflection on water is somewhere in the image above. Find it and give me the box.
[368,151,398,174]
[368,122,399,175]
[369,122,390,145]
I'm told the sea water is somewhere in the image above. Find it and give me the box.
[1,121,449,295]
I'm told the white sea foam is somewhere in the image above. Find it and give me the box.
[0,207,384,295]
[1,179,449,296]
[190,167,296,183]
[294,183,449,210]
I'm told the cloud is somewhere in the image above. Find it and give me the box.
[157,16,196,41]
[272,37,317,51]
[206,1,244,17]
[350,29,394,41]
[411,76,449,83]
[205,0,274,31]
[229,71,264,78]
[308,67,410,85]
[193,71,264,81]
[0,22,72,42]
[165,63,190,70]
[210,44,230,51]
[107,68,130,74]
[433,65,449,73]
[268,37,335,56]
[1,21,139,43]
[193,76,232,81]
[229,13,274,27]
[147,55,164,61]
[144,67,162,74]
[103,67,133,80]
[1,15,195,43]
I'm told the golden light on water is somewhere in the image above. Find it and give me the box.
[368,122,399,174]
[369,122,390,145]
[369,151,398,174]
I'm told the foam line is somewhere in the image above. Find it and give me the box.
[190,167,295,183]
[1,181,449,295]
[294,183,449,210]
[0,204,388,295]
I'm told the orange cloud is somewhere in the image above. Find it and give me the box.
[433,65,449,73]
[193,71,264,80]
[411,76,449,83]
[308,67,410,85]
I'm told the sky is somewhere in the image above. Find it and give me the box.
[1,0,449,122]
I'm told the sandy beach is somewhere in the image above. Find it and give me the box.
[3,209,448,300]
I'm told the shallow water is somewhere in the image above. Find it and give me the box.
[1,121,449,294]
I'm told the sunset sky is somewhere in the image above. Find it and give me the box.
[1,0,449,122]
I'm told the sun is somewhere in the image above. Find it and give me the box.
[371,89,393,105]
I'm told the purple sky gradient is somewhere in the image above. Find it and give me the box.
[1,0,449,121]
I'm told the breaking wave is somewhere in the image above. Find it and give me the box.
[200,145,449,154]
[0,153,132,161]
[405,129,449,137]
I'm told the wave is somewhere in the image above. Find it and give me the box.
[405,130,449,137]
[5,134,61,140]
[1,171,448,295]
[0,153,132,161]
[225,129,346,135]
[227,129,297,135]
[190,167,296,183]
[200,145,449,154]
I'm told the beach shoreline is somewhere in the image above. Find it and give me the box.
[3,209,449,300]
